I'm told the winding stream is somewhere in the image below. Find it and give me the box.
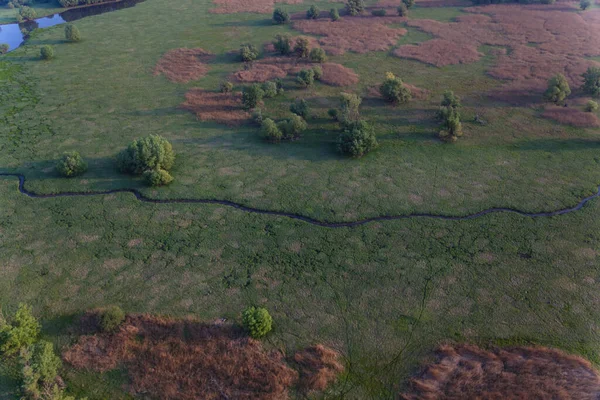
[1,173,599,227]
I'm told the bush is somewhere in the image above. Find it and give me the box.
[581,0,591,9]
[260,118,282,142]
[64,24,81,42]
[585,100,599,112]
[240,44,259,62]
[252,108,264,125]
[582,66,600,97]
[242,84,264,110]
[117,134,175,175]
[379,72,411,104]
[56,151,87,178]
[294,37,310,59]
[338,120,378,157]
[20,341,63,400]
[100,306,125,333]
[330,7,340,21]
[143,169,173,187]
[328,108,339,120]
[441,90,461,109]
[290,98,309,118]
[31,341,61,383]
[273,34,292,55]
[371,9,386,16]
[278,114,308,140]
[261,81,279,98]
[307,4,319,19]
[0,44,9,54]
[403,0,415,8]
[273,8,290,24]
[438,106,463,142]
[40,45,54,60]
[309,47,327,63]
[312,65,323,80]
[346,0,365,15]
[242,307,273,339]
[544,73,571,105]
[297,68,315,87]
[17,6,36,22]
[397,3,408,16]
[220,81,233,93]
[339,92,362,123]
[0,304,40,355]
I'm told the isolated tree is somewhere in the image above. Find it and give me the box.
[280,114,308,140]
[339,92,362,123]
[346,0,365,15]
[312,65,322,80]
[290,98,309,118]
[441,90,461,109]
[338,120,378,157]
[585,100,599,112]
[397,4,408,16]
[310,47,327,63]
[403,0,415,8]
[260,118,282,142]
[379,72,411,104]
[297,68,315,87]
[56,151,87,177]
[239,44,259,62]
[0,44,9,54]
[307,4,320,19]
[294,37,311,59]
[64,24,81,42]
[273,8,290,24]
[117,134,175,175]
[40,45,54,60]
[261,81,279,98]
[580,0,591,10]
[220,81,233,93]
[273,34,292,55]
[330,7,340,21]
[582,66,600,97]
[242,307,273,339]
[438,107,463,142]
[242,84,264,109]
[544,73,571,105]
[0,304,40,356]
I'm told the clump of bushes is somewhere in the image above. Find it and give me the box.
[397,3,409,16]
[585,100,599,112]
[273,34,292,55]
[290,98,309,118]
[260,118,282,142]
[40,45,54,60]
[346,0,365,15]
[544,73,571,105]
[252,108,264,125]
[582,66,600,97]
[100,306,125,333]
[330,7,340,21]
[242,83,264,110]
[379,72,411,104]
[297,68,316,87]
[0,44,9,54]
[144,169,173,186]
[56,151,87,177]
[438,90,463,142]
[16,5,36,22]
[328,108,339,120]
[242,306,273,339]
[312,65,322,80]
[441,89,461,110]
[339,92,362,123]
[117,134,175,186]
[307,4,320,19]
[220,81,233,93]
[273,7,290,24]
[64,24,81,42]
[278,114,308,140]
[294,37,311,59]
[371,9,386,16]
[262,81,282,98]
[338,120,378,157]
[240,44,259,62]
[309,47,327,63]
[580,0,591,10]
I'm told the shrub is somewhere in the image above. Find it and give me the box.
[56,151,87,178]
[273,8,290,24]
[260,118,282,142]
[242,307,273,339]
[261,81,279,98]
[585,100,599,112]
[441,90,461,109]
[242,84,264,110]
[220,81,233,93]
[544,73,571,105]
[117,134,175,175]
[403,0,415,8]
[40,45,54,60]
[309,47,327,63]
[273,34,292,55]
[346,0,365,15]
[397,4,408,16]
[582,67,600,97]
[371,9,386,16]
[0,304,40,355]
[0,44,8,54]
[20,341,63,400]
[143,169,173,186]
[328,108,339,120]
[17,6,36,22]
[438,106,463,142]
[294,37,310,59]
[307,4,319,19]
[278,114,308,140]
[330,7,340,21]
[312,65,323,80]
[290,98,309,118]
[297,68,315,87]
[339,92,362,123]
[64,24,81,42]
[31,341,61,383]
[252,108,264,125]
[580,0,591,9]
[379,72,411,104]
[240,44,259,62]
[338,120,378,157]
[100,306,125,333]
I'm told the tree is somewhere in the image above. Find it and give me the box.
[260,118,282,142]
[64,24,81,42]
[290,98,309,118]
[297,68,315,87]
[117,134,175,176]
[240,44,259,62]
[0,44,9,54]
[273,8,290,24]
[339,92,362,123]
[40,45,54,60]
[346,0,365,15]
[0,304,40,356]
[403,0,415,8]
[309,47,327,63]
[242,84,264,110]
[278,114,308,140]
[20,341,70,400]
[544,73,571,105]
[100,306,125,332]
[261,81,279,98]
[580,0,591,10]
[273,34,292,55]
[56,151,87,177]
[294,37,310,59]
[220,81,233,93]
[441,90,461,109]
[338,120,378,157]
[307,4,320,19]
[330,7,340,21]
[379,72,411,104]
[242,307,273,339]
[585,100,599,112]
[582,67,600,97]
[312,65,322,80]
[438,107,463,142]
[397,4,408,16]
[143,169,173,186]
[16,6,36,22]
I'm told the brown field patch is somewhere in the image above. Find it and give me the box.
[542,106,600,128]
[154,48,213,83]
[210,0,303,14]
[180,88,250,126]
[393,38,483,67]
[401,344,600,399]
[294,345,344,392]
[320,63,359,86]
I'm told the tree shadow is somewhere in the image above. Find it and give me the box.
[514,138,600,152]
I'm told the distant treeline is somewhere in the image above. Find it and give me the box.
[58,0,118,7]
[472,0,555,4]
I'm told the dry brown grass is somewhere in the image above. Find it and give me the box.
[180,88,250,126]
[542,105,600,127]
[154,48,213,83]
[393,38,483,67]
[294,345,344,392]
[210,0,303,14]
[320,63,359,86]
[400,344,600,400]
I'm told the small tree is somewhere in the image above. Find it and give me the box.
[262,81,279,98]
[143,169,173,186]
[309,47,327,63]
[252,108,264,125]
[585,100,599,112]
[397,4,408,16]
[17,6,36,22]
[340,92,362,123]
[290,98,309,118]
[438,107,463,142]
[544,73,571,105]
[330,7,340,21]
[273,8,290,24]
[278,114,308,140]
[403,0,415,8]
[297,68,315,87]
[580,0,591,10]
[260,118,282,142]
[307,4,320,19]
[64,24,81,42]
[338,120,378,157]
[20,341,63,400]
[117,135,175,175]
[220,81,233,93]
[240,44,259,62]
[40,45,54,60]
[328,108,339,120]
[582,66,600,97]
[100,306,125,333]
[56,151,87,178]
[441,90,461,109]
[273,34,292,55]
[294,37,311,59]
[346,0,365,15]
[242,84,264,110]
[312,65,322,80]
[379,72,411,104]
[0,304,40,356]
[0,44,9,54]
[242,307,273,338]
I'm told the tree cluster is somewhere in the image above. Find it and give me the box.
[379,72,411,104]
[117,134,175,186]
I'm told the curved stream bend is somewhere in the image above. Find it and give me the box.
[1,173,599,228]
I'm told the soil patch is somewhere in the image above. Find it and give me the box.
[180,88,250,126]
[401,344,600,399]
[542,106,600,128]
[210,0,303,14]
[154,48,213,83]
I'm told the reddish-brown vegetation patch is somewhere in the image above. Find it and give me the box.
[294,345,344,392]
[320,63,359,86]
[210,0,303,14]
[401,344,600,399]
[154,48,213,83]
[393,38,483,67]
[542,106,600,127]
[180,88,250,126]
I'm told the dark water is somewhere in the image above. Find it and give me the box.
[0,0,144,51]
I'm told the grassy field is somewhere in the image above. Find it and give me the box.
[1,0,600,398]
